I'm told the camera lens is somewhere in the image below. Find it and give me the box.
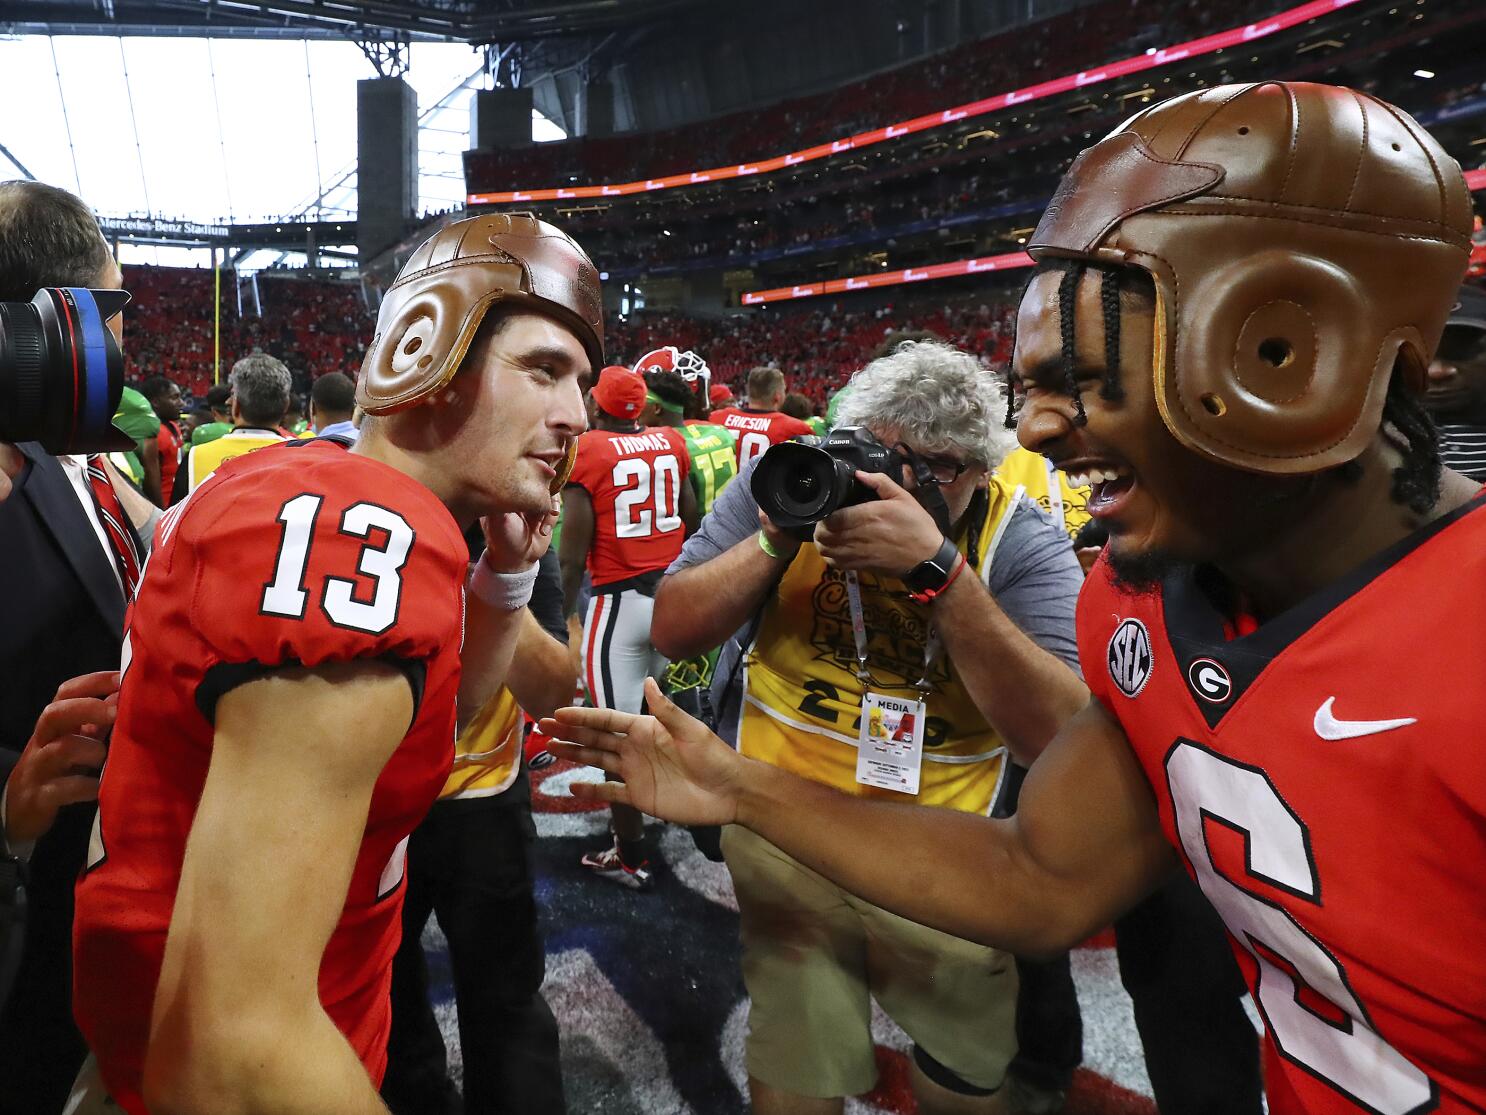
[784,469,820,504]
[750,441,843,531]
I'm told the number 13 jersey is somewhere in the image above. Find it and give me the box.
[73,439,468,1115]
[1078,494,1486,1115]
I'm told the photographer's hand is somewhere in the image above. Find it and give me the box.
[0,442,21,505]
[814,470,944,577]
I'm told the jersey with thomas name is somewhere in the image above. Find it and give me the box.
[72,439,468,1115]
[567,426,691,588]
[1077,494,1486,1115]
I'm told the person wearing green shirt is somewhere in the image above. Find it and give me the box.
[643,371,738,516]
[113,384,161,503]
[642,368,738,708]
[190,383,234,447]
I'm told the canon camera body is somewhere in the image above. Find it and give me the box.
[751,425,906,540]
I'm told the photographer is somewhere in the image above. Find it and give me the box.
[0,179,153,1114]
[651,340,1086,1115]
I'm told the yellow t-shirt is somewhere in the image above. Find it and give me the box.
[187,428,286,491]
[993,447,1089,538]
[740,476,1023,815]
[441,687,522,800]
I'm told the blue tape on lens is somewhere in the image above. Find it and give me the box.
[67,289,111,435]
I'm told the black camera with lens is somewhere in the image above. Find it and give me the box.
[751,425,906,540]
[0,287,134,454]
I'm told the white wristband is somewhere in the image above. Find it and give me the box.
[469,558,539,612]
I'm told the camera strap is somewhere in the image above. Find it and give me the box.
[843,571,941,700]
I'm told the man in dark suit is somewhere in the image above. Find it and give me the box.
[0,180,154,1114]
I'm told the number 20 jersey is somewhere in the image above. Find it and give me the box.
[73,440,468,1114]
[567,426,691,588]
[1079,494,1486,1115]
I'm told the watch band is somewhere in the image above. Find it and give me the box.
[905,536,961,602]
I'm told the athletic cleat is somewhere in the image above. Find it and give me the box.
[581,840,654,890]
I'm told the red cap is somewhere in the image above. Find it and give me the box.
[592,365,647,420]
[708,383,734,405]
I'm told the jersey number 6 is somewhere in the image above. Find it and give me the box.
[1166,740,1435,1115]
[261,494,415,635]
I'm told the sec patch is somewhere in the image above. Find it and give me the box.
[1107,618,1153,698]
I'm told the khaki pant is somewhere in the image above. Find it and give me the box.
[722,824,1017,1098]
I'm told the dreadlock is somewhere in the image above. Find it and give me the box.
[1382,371,1442,514]
[1004,259,1131,428]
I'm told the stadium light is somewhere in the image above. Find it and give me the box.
[467,0,1366,206]
[1413,69,1435,78]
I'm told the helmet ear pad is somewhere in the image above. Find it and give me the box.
[1125,215,1447,474]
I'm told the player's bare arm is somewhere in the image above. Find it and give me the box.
[650,510,796,659]
[144,661,414,1115]
[679,473,699,535]
[558,485,594,619]
[813,468,1087,762]
[505,609,579,721]
[546,681,1176,956]
[457,502,560,733]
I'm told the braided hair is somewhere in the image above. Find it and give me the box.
[1004,259,1129,428]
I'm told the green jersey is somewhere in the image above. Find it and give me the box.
[676,422,738,515]
[191,421,232,447]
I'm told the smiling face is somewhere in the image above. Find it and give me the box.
[1011,264,1319,588]
[412,308,589,522]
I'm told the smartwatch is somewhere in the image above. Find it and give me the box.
[904,536,961,602]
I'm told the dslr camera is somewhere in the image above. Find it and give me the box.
[0,287,134,454]
[751,425,906,540]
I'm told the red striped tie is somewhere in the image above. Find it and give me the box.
[85,456,142,601]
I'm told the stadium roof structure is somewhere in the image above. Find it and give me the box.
[0,0,716,43]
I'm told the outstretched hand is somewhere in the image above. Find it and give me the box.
[540,678,747,827]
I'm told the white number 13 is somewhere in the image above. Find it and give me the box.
[262,494,414,635]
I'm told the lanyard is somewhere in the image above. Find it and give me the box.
[844,571,942,700]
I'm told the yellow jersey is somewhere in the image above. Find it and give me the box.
[187,428,286,492]
[740,476,1024,814]
[993,447,1089,538]
[441,687,522,800]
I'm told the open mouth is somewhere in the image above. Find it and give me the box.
[1065,463,1136,518]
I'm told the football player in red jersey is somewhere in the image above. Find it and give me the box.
[70,214,600,1115]
[560,365,696,887]
[709,365,814,468]
[543,84,1486,1115]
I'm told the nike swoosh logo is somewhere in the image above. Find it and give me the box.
[1313,697,1417,740]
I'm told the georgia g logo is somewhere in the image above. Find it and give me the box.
[1107,619,1153,698]
[1187,657,1233,703]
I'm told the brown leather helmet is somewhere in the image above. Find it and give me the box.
[1029,81,1473,474]
[356,212,604,417]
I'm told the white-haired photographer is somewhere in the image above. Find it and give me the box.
[649,339,1087,1115]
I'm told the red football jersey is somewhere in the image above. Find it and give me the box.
[73,440,467,1114]
[567,426,691,588]
[1079,495,1486,1115]
[708,406,813,469]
